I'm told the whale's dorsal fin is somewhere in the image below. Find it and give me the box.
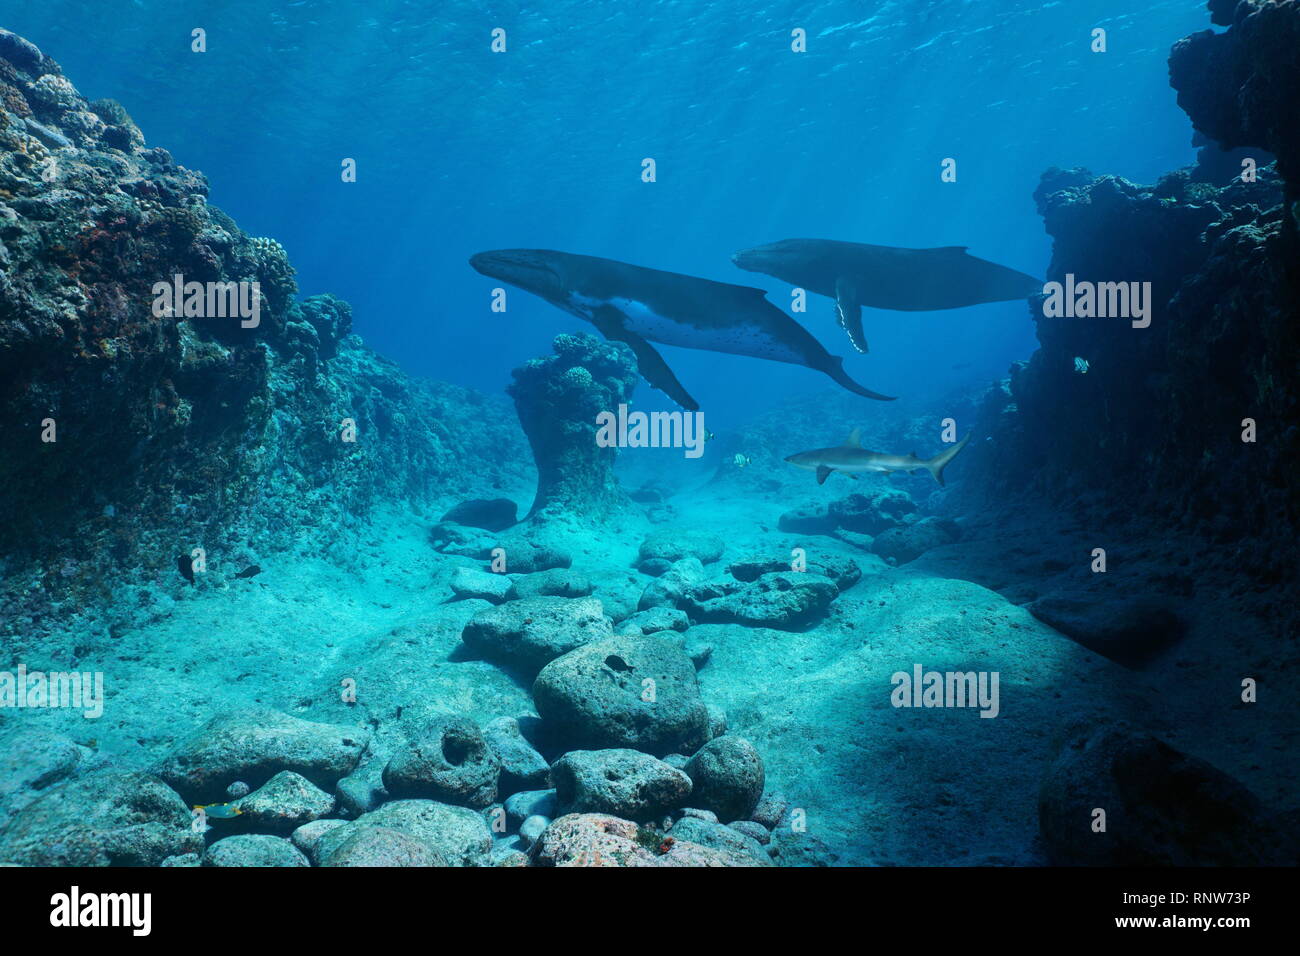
[844,428,862,447]
[590,305,700,411]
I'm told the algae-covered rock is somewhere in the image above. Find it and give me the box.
[512,567,593,600]
[636,529,725,572]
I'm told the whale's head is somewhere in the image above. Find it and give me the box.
[469,249,568,302]
[731,239,807,278]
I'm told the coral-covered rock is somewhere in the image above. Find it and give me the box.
[508,333,638,521]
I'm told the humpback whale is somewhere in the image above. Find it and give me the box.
[785,429,971,486]
[732,239,1042,354]
[469,249,895,410]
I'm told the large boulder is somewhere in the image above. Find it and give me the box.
[1028,595,1186,668]
[153,707,369,804]
[683,736,765,822]
[552,750,692,820]
[1038,729,1287,865]
[461,596,612,674]
[383,715,501,809]
[0,770,203,866]
[533,634,711,756]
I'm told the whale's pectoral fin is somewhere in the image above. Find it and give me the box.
[591,306,700,411]
[834,277,869,354]
[816,465,833,485]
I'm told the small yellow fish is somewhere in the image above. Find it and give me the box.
[194,802,243,819]
[733,453,751,469]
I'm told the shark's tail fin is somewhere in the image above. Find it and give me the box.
[827,357,895,402]
[925,432,971,487]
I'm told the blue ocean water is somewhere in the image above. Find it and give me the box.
[4,0,1209,427]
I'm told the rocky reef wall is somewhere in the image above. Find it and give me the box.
[0,30,527,641]
[967,1,1300,599]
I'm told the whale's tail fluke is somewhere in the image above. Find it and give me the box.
[826,356,895,402]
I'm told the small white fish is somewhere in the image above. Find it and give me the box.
[1073,356,1090,374]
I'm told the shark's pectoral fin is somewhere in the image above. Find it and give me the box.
[591,306,700,411]
[816,465,832,485]
[834,277,869,354]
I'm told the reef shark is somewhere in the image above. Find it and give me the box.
[732,239,1042,354]
[469,249,895,411]
[785,429,972,486]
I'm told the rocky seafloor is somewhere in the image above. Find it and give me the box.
[1,2,1298,868]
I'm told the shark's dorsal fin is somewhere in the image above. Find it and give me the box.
[590,305,700,411]
[844,428,862,447]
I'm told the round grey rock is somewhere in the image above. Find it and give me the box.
[533,634,710,756]
[684,736,765,822]
[383,715,500,809]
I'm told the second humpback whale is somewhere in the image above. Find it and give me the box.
[469,249,895,410]
[732,238,1042,354]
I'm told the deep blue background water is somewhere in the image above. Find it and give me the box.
[4,0,1210,429]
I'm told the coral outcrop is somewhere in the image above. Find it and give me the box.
[0,30,526,647]
[966,0,1300,625]
[508,332,638,521]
